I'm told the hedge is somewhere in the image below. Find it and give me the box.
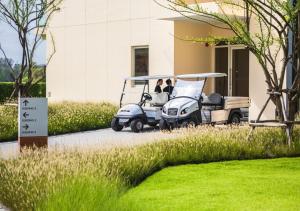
[0,82,46,103]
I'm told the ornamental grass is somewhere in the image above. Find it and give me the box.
[0,102,117,141]
[0,126,299,210]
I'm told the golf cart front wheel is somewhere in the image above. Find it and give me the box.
[228,113,241,125]
[159,119,171,131]
[181,120,196,128]
[130,119,144,133]
[148,122,158,127]
[111,118,123,132]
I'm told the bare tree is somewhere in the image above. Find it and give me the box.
[157,0,300,143]
[0,0,62,98]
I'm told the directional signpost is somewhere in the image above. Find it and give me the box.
[18,98,48,148]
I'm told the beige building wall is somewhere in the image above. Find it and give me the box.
[174,21,235,94]
[47,0,278,121]
[248,17,277,121]
[174,21,213,93]
[47,0,174,103]
[249,53,276,120]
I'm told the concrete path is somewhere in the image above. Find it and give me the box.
[0,204,8,211]
[0,127,179,159]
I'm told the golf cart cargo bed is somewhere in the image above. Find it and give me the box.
[211,97,250,123]
[224,97,250,109]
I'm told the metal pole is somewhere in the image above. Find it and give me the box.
[140,81,147,104]
[200,78,207,104]
[120,80,127,108]
[147,80,149,93]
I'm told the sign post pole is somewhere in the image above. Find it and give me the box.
[18,98,48,149]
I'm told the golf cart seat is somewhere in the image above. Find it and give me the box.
[202,93,223,106]
[150,92,169,106]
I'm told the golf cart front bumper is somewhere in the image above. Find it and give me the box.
[115,115,131,126]
[162,116,190,127]
[115,114,150,126]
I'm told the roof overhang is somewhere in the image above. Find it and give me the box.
[125,75,174,81]
[177,73,227,79]
[158,2,244,26]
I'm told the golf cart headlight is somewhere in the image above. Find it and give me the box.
[181,108,189,115]
[162,106,167,114]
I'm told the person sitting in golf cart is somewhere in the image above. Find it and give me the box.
[154,79,163,93]
[163,79,174,95]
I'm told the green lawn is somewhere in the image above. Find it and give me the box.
[123,158,300,211]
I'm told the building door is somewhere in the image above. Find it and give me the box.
[215,47,228,96]
[215,46,249,97]
[231,48,249,97]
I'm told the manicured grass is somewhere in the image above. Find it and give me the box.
[0,102,117,141]
[123,158,300,211]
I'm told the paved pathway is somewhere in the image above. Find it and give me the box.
[0,205,8,211]
[0,127,179,159]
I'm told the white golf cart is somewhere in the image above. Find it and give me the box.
[111,75,173,133]
[159,73,250,130]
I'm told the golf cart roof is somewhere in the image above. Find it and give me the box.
[125,75,174,81]
[177,73,227,79]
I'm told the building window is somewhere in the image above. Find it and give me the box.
[132,47,149,85]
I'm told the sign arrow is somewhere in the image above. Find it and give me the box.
[23,112,29,119]
[22,124,29,130]
[23,100,29,106]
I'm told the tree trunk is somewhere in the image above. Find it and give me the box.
[273,96,285,122]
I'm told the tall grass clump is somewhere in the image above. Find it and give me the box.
[48,102,117,135]
[36,177,134,211]
[0,105,18,141]
[0,102,118,141]
[0,127,299,210]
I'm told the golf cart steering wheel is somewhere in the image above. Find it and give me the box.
[142,93,152,101]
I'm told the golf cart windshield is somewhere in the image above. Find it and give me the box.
[171,79,205,100]
[120,75,174,106]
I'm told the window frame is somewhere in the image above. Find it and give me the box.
[131,46,149,86]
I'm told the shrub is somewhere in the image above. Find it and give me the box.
[48,102,117,135]
[0,82,13,103]
[30,83,46,98]
[0,105,18,141]
[0,127,299,210]
[0,82,46,103]
[0,102,118,141]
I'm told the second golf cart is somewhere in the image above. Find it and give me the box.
[111,75,173,133]
[159,73,250,130]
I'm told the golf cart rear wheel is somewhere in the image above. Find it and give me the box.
[130,119,144,133]
[229,113,241,125]
[159,119,170,131]
[111,118,123,132]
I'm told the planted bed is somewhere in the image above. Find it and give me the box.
[0,127,299,210]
